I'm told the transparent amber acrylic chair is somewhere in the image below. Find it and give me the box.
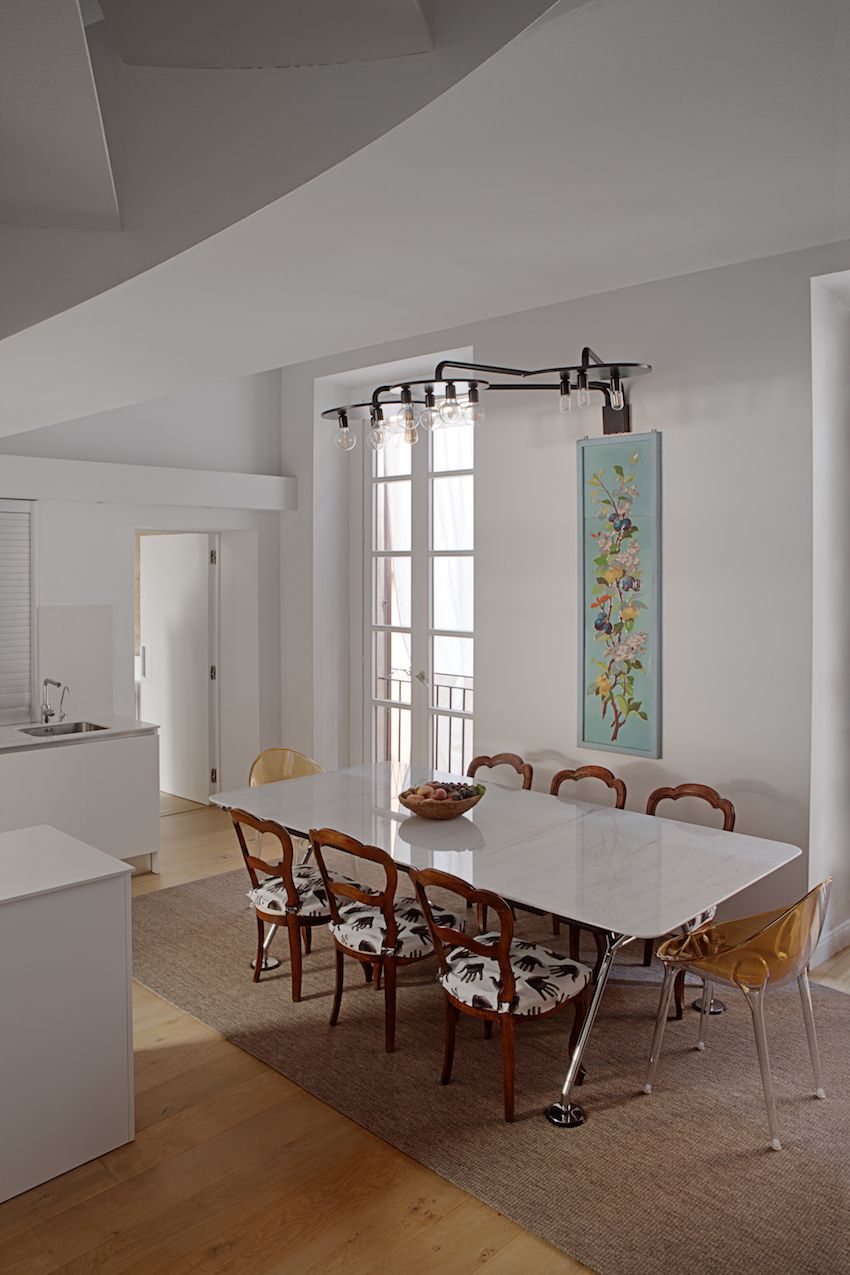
[643,879,832,1150]
[248,748,324,787]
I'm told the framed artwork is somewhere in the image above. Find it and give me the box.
[577,431,661,758]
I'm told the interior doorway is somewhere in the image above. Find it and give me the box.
[136,532,220,805]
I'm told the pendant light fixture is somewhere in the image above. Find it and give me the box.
[323,348,650,451]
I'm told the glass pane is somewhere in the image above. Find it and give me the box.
[375,703,411,766]
[374,479,411,552]
[432,555,473,631]
[374,556,411,628]
[375,629,412,704]
[432,635,473,713]
[375,432,412,478]
[432,475,473,551]
[431,423,474,473]
[431,712,470,775]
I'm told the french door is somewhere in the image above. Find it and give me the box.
[368,422,473,773]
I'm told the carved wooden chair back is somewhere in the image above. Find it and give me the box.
[550,765,627,809]
[230,809,298,906]
[467,752,533,790]
[646,782,735,831]
[410,867,517,1011]
[309,827,399,951]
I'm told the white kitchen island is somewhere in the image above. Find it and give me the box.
[0,717,160,871]
[0,826,134,1203]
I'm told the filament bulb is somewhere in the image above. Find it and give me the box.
[334,426,356,452]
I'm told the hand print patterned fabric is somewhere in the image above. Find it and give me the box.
[440,934,591,1015]
[331,896,467,959]
[249,866,371,918]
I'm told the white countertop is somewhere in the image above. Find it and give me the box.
[213,762,802,939]
[0,825,133,904]
[0,716,158,756]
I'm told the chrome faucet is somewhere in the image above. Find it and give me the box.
[59,685,69,723]
[41,678,61,724]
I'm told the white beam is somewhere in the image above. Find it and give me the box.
[0,455,295,511]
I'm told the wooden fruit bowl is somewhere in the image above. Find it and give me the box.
[398,783,485,821]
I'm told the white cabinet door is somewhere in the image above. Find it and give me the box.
[0,746,87,838]
[85,735,160,859]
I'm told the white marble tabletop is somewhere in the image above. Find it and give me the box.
[212,762,801,939]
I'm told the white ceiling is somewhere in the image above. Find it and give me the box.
[0,0,118,229]
[97,0,433,68]
[0,0,848,434]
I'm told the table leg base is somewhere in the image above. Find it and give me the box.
[691,996,726,1015]
[250,955,282,972]
[545,1102,587,1129]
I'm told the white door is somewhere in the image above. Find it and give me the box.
[366,421,474,773]
[139,534,215,804]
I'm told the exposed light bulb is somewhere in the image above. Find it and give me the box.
[367,425,386,451]
[419,406,441,431]
[610,388,624,411]
[559,392,572,414]
[439,397,463,425]
[577,386,593,410]
[334,425,356,452]
[463,401,486,425]
[403,423,419,445]
[439,382,462,426]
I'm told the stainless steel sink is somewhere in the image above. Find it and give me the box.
[19,722,108,737]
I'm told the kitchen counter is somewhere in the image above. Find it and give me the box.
[0,719,160,869]
[0,715,158,756]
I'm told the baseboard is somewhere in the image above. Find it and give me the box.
[813,914,850,967]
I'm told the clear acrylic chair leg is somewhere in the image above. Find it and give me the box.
[743,985,782,1150]
[797,969,826,1099]
[643,965,677,1094]
[696,977,713,1051]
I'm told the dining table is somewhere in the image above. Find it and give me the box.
[212,761,802,1128]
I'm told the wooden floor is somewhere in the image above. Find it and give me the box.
[2,804,846,1275]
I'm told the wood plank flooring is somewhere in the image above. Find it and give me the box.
[2,802,844,1274]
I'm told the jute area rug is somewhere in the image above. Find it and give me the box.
[133,869,850,1275]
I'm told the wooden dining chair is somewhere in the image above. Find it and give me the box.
[549,766,628,955]
[410,867,591,1121]
[231,809,332,1001]
[644,782,736,1018]
[309,828,467,1053]
[468,752,534,790]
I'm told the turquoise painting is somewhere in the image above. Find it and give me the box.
[577,432,661,757]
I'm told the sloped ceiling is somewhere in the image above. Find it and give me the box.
[97,0,434,68]
[0,0,848,435]
[0,0,118,229]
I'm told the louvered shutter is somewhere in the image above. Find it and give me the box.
[0,500,33,724]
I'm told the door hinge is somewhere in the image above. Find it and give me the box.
[210,664,217,680]
[210,767,217,784]
[209,549,217,566]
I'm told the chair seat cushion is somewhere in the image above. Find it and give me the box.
[440,935,591,1015]
[330,897,466,960]
[249,866,338,918]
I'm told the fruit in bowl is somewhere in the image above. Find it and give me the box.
[398,780,485,820]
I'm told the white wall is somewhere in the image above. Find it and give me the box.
[280,237,850,916]
[31,500,281,757]
[810,274,850,957]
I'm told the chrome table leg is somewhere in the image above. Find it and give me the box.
[546,933,631,1128]
[250,923,281,972]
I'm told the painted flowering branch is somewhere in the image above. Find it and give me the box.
[587,452,649,743]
